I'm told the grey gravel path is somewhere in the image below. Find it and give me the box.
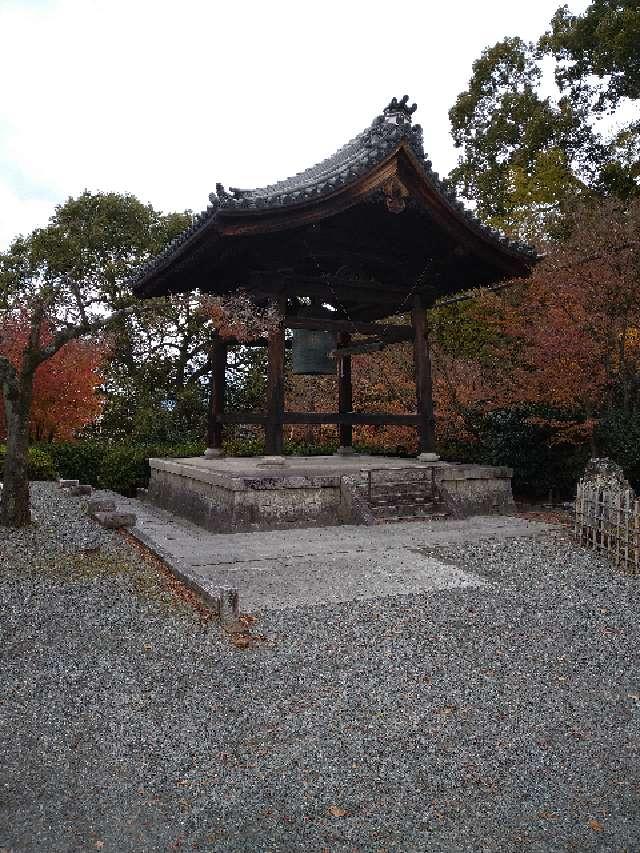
[1,483,639,852]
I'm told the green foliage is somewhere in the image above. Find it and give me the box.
[596,409,640,490]
[430,299,501,361]
[39,440,205,495]
[542,0,640,109]
[0,445,56,481]
[27,191,190,303]
[45,441,105,486]
[96,442,205,496]
[448,36,591,239]
[449,5,640,239]
[439,407,590,499]
[97,445,153,495]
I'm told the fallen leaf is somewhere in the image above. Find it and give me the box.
[588,818,604,833]
[143,644,153,651]
[327,805,348,818]
[232,635,252,649]
[96,842,104,850]
[538,809,559,820]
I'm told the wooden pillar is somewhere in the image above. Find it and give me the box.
[265,296,286,456]
[206,337,227,457]
[412,293,437,456]
[337,330,353,450]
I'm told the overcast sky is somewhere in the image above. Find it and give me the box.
[0,0,591,250]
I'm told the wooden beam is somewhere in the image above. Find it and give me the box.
[285,317,413,337]
[219,412,420,426]
[265,294,286,454]
[329,341,386,358]
[267,279,406,306]
[337,331,352,449]
[412,293,436,453]
[206,338,227,451]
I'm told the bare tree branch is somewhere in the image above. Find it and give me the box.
[37,305,137,364]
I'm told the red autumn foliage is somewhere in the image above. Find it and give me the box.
[0,317,105,441]
[435,200,640,445]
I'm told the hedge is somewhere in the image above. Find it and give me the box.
[0,445,57,481]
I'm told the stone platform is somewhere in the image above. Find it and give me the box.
[147,455,515,533]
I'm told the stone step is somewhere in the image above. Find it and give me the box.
[369,482,433,492]
[371,506,442,519]
[370,492,434,503]
[369,495,431,506]
[370,499,438,512]
[374,512,449,524]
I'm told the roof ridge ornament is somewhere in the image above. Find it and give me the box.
[383,95,418,125]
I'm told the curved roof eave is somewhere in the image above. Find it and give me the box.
[131,96,540,297]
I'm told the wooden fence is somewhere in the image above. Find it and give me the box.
[575,480,640,572]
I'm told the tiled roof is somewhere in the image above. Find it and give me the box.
[131,96,538,289]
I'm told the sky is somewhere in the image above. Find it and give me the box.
[0,0,592,251]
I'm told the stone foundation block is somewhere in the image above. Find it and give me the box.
[69,484,93,497]
[87,499,116,516]
[94,511,137,529]
[58,479,80,489]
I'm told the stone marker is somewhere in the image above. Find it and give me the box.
[94,511,137,529]
[218,586,241,630]
[87,499,116,516]
[58,479,80,489]
[69,484,93,497]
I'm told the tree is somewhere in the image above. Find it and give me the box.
[433,199,640,452]
[0,316,104,442]
[497,199,640,442]
[449,5,639,240]
[1,192,229,450]
[448,36,594,240]
[542,0,640,110]
[27,192,214,445]
[0,191,199,526]
[0,269,131,527]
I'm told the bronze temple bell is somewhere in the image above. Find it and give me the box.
[291,326,337,375]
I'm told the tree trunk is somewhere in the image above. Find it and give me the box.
[1,376,34,527]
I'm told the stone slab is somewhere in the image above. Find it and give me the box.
[58,479,80,489]
[68,484,92,497]
[94,511,137,529]
[93,487,553,613]
[87,499,117,516]
[187,549,486,609]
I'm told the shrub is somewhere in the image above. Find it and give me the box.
[27,447,57,481]
[44,441,104,486]
[0,445,57,481]
[596,409,640,491]
[98,445,150,495]
[97,441,206,496]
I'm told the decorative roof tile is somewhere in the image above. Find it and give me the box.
[131,96,538,290]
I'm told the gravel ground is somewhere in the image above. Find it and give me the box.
[1,483,639,852]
